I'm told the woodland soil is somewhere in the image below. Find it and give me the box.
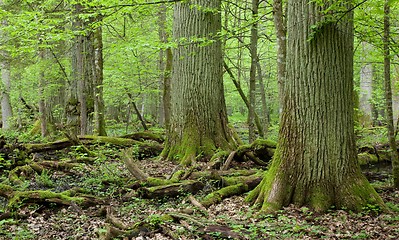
[0,146,398,239]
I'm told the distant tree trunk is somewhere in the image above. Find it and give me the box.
[248,0,261,142]
[38,48,48,137]
[273,0,286,109]
[163,48,172,130]
[0,0,12,130]
[257,61,269,135]
[383,0,399,188]
[81,32,95,135]
[247,0,383,212]
[162,0,237,166]
[67,4,83,135]
[0,57,12,130]
[158,3,167,127]
[69,4,95,135]
[359,42,373,127]
[93,25,107,136]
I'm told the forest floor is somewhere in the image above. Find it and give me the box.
[0,136,399,240]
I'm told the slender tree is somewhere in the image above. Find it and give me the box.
[273,0,286,108]
[383,0,399,188]
[93,24,107,136]
[0,0,13,130]
[248,0,260,142]
[247,0,384,212]
[161,0,237,166]
[359,42,373,126]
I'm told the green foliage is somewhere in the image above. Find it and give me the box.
[0,218,35,239]
[35,169,55,188]
[362,203,383,215]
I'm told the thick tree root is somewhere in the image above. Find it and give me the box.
[100,207,246,240]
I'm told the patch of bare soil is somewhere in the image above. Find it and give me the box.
[1,153,399,240]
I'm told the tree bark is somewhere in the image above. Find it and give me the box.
[38,48,48,137]
[162,0,237,166]
[383,0,399,188]
[247,0,384,212]
[158,3,167,127]
[0,0,13,130]
[273,0,287,110]
[359,42,373,127]
[248,0,260,142]
[93,25,107,136]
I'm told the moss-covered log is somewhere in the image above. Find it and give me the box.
[0,184,106,210]
[23,135,163,158]
[121,131,164,143]
[201,183,248,208]
[139,180,205,199]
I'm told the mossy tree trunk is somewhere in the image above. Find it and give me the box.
[162,0,236,166]
[247,0,384,212]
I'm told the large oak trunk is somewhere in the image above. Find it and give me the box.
[247,0,384,212]
[162,0,236,165]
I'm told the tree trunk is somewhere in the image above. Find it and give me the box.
[38,48,48,137]
[0,58,12,130]
[0,0,12,130]
[158,3,167,127]
[247,0,384,212]
[162,0,237,166]
[93,25,107,136]
[359,42,373,127]
[257,61,269,136]
[67,4,83,135]
[248,0,260,142]
[163,48,172,130]
[383,0,399,188]
[273,0,286,110]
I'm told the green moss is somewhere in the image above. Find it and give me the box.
[210,151,229,162]
[0,183,14,195]
[146,177,181,186]
[357,153,378,165]
[7,190,84,209]
[246,148,282,200]
[343,175,386,212]
[170,170,185,182]
[201,183,247,207]
[252,139,277,148]
[84,135,141,146]
[201,138,216,156]
[309,186,332,212]
[9,165,35,185]
[222,172,263,186]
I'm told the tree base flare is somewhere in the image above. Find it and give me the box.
[246,160,385,213]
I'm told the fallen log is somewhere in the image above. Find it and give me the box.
[0,184,107,210]
[22,135,163,159]
[120,131,164,143]
[139,180,205,199]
